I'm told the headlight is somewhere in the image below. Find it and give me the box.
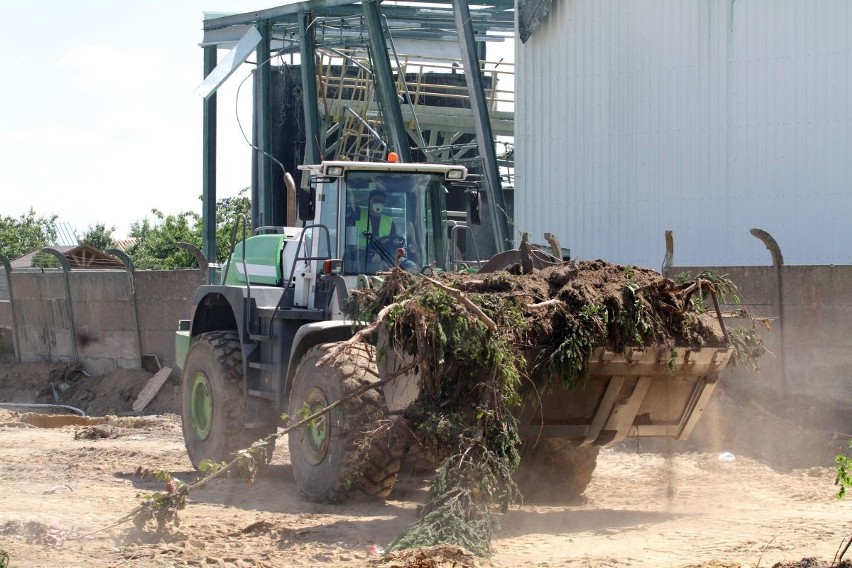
[326,165,344,176]
[446,169,464,180]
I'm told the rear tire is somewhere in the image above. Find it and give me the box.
[513,438,600,503]
[288,343,405,503]
[401,436,449,473]
[181,331,277,469]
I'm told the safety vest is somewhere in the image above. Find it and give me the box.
[356,208,393,247]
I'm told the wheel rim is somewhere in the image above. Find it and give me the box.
[299,387,330,465]
[190,372,213,440]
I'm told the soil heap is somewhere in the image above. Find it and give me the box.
[343,259,765,556]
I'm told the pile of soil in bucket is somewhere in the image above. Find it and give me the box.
[339,259,766,557]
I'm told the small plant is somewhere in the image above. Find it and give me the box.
[81,435,277,540]
[837,440,852,500]
[131,470,188,534]
[387,435,520,557]
[623,281,652,343]
[667,348,679,374]
[727,327,768,371]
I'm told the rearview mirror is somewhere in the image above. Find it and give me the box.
[298,186,315,221]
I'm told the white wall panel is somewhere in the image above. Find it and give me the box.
[516,0,852,267]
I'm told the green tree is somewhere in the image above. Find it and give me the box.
[80,222,116,251]
[126,209,201,269]
[214,190,252,263]
[0,209,58,260]
[125,190,252,270]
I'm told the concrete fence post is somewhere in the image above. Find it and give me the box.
[106,249,143,368]
[750,228,786,398]
[0,254,21,363]
[37,248,78,364]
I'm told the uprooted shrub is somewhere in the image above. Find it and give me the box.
[343,260,766,556]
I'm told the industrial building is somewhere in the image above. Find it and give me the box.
[516,0,852,267]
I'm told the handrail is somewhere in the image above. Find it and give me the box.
[267,223,334,334]
[285,223,334,287]
[449,222,484,271]
[220,214,252,336]
[318,49,515,110]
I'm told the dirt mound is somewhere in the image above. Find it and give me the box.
[342,260,768,556]
[440,259,732,349]
[0,362,180,417]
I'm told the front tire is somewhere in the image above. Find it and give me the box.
[181,331,277,469]
[287,342,405,503]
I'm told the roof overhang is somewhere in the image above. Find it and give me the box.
[200,0,515,52]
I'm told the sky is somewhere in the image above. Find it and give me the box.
[1,1,515,241]
[0,1,284,239]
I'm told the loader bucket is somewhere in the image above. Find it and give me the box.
[516,346,733,445]
[379,341,733,446]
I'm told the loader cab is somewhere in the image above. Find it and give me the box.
[300,161,466,276]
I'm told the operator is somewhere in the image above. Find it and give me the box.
[351,187,418,273]
[355,189,397,248]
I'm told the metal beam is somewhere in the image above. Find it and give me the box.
[203,0,361,31]
[177,242,211,285]
[202,46,218,276]
[453,0,511,252]
[300,11,323,164]
[194,26,262,99]
[202,0,515,33]
[363,0,412,161]
[751,227,787,399]
[254,19,274,229]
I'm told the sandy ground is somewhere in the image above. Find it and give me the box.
[0,363,850,568]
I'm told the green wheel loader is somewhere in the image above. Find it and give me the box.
[175,159,734,504]
[175,160,472,502]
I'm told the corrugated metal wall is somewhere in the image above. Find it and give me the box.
[516,0,852,267]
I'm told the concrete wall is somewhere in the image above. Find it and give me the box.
[12,272,74,364]
[0,268,203,375]
[70,271,139,373]
[134,270,205,370]
[665,264,852,410]
[0,264,850,412]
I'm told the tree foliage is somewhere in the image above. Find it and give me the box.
[80,223,116,251]
[126,210,201,270]
[213,190,252,264]
[0,191,250,270]
[125,190,251,269]
[0,209,58,261]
